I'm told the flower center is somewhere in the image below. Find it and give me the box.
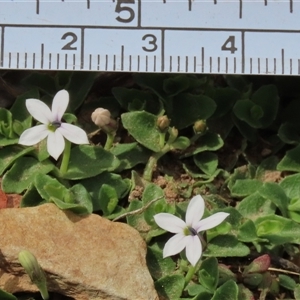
[184,226,198,236]
[48,121,61,132]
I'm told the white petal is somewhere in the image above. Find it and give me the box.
[51,90,69,121]
[195,212,230,232]
[26,99,53,124]
[58,123,89,144]
[154,213,186,233]
[163,233,189,258]
[185,195,205,228]
[47,131,65,160]
[19,125,49,145]
[185,236,202,266]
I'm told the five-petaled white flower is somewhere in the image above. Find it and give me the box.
[154,195,229,266]
[19,89,89,160]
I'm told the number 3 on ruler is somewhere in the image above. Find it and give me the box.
[221,36,237,54]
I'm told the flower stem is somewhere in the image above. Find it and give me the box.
[184,264,197,287]
[60,139,71,175]
[104,132,115,150]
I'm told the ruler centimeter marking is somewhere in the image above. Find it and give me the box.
[1,0,300,75]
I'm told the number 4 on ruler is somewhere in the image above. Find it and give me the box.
[221,36,238,54]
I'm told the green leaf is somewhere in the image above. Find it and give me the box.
[110,142,151,171]
[98,184,118,215]
[194,152,218,176]
[258,182,289,217]
[211,87,240,118]
[142,183,166,226]
[218,264,237,285]
[294,284,300,300]
[234,85,279,129]
[21,183,46,207]
[147,243,176,280]
[171,136,191,150]
[63,145,120,179]
[80,172,130,211]
[0,289,18,300]
[277,145,300,172]
[0,145,34,176]
[112,87,163,114]
[121,111,162,152]
[170,94,216,129]
[133,73,167,98]
[231,179,263,198]
[65,72,98,112]
[280,173,300,199]
[243,254,271,275]
[10,89,39,131]
[211,280,238,300]
[278,274,297,290]
[2,157,54,193]
[163,75,190,95]
[21,72,57,94]
[255,214,300,244]
[237,219,258,243]
[34,174,92,214]
[198,257,219,292]
[237,284,255,300]
[155,274,185,300]
[182,132,224,157]
[205,235,250,257]
[278,123,300,144]
[237,192,276,221]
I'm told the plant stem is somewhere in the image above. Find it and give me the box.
[184,259,201,288]
[60,139,71,175]
[184,264,197,287]
[104,132,116,150]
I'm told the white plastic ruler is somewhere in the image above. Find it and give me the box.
[1,0,300,75]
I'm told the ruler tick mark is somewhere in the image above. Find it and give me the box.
[209,57,212,73]
[36,0,40,14]
[201,47,204,73]
[105,55,108,71]
[146,55,148,72]
[177,56,180,72]
[41,44,44,69]
[17,52,19,69]
[129,55,132,72]
[290,0,293,13]
[57,53,60,70]
[65,53,68,70]
[89,54,92,70]
[281,49,284,74]
[121,45,124,71]
[97,55,100,71]
[113,55,116,71]
[258,58,260,74]
[33,53,36,69]
[138,55,140,72]
[226,57,228,73]
[185,56,188,73]
[73,54,75,70]
[49,53,51,70]
[193,56,196,73]
[154,56,156,72]
[266,58,268,74]
[234,57,236,73]
[290,58,292,75]
[9,53,11,69]
[25,53,27,69]
[250,58,252,74]
[274,58,276,74]
[298,59,300,75]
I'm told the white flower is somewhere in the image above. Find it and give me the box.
[19,90,89,160]
[154,195,229,266]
